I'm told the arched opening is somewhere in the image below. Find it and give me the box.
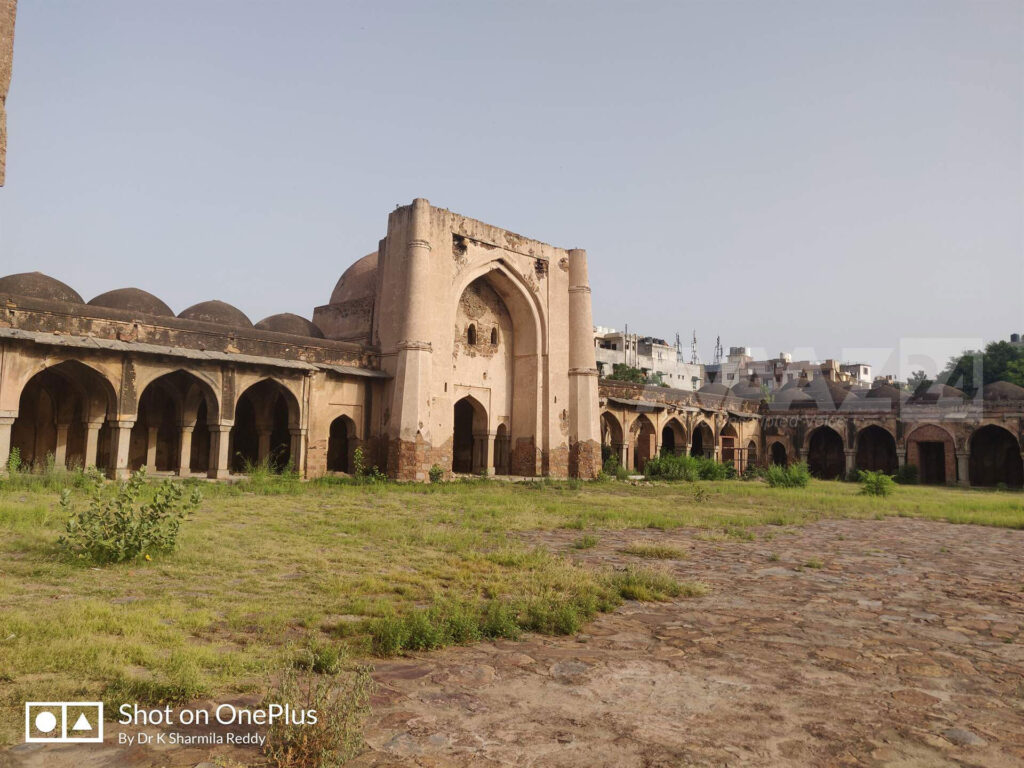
[452,395,487,474]
[661,418,685,456]
[10,361,115,472]
[770,441,787,466]
[130,383,179,472]
[632,414,656,471]
[231,380,298,473]
[131,370,219,476]
[747,440,757,467]
[601,411,624,466]
[720,423,737,466]
[855,425,897,474]
[969,425,1023,488]
[327,415,356,473]
[807,426,844,479]
[494,423,509,475]
[906,425,954,485]
[690,421,713,458]
[453,267,539,475]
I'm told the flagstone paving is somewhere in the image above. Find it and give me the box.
[5,518,1022,767]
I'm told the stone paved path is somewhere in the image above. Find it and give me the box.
[6,518,1023,767]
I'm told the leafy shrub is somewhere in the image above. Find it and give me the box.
[602,451,621,476]
[263,660,375,768]
[894,464,919,485]
[614,464,630,481]
[6,446,21,474]
[352,447,387,484]
[643,454,735,482]
[293,640,344,675]
[58,468,202,564]
[765,462,811,488]
[859,470,895,497]
[428,464,444,483]
[742,464,767,480]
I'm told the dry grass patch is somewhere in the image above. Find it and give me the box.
[620,541,686,559]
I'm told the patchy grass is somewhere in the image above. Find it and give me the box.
[620,541,686,559]
[0,476,1020,743]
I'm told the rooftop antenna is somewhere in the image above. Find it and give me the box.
[713,335,723,365]
[690,330,700,365]
[675,332,682,360]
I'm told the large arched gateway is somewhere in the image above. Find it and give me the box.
[807,426,844,479]
[969,425,1023,488]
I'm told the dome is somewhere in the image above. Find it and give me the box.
[982,381,1024,402]
[329,252,378,305]
[88,287,174,317]
[0,271,83,304]
[255,313,325,338]
[178,300,253,328]
[865,383,907,406]
[772,386,815,411]
[698,381,730,396]
[804,377,853,409]
[730,376,765,401]
[909,381,966,404]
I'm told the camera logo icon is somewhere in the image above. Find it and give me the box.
[25,702,104,743]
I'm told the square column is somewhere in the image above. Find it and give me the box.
[208,425,232,479]
[146,427,159,470]
[844,449,856,477]
[956,451,970,487]
[0,416,14,474]
[109,421,135,480]
[177,427,194,477]
[83,421,103,469]
[256,429,272,464]
[290,428,306,476]
[54,424,70,469]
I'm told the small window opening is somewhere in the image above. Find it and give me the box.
[490,328,498,345]
[467,324,477,345]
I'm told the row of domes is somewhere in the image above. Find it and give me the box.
[697,375,1024,405]
[0,272,324,338]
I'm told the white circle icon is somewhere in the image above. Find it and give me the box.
[34,711,57,733]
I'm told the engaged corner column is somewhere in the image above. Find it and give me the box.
[208,424,232,480]
[109,420,135,480]
[956,451,970,487]
[289,427,307,476]
[177,426,194,477]
[844,449,856,476]
[0,416,14,474]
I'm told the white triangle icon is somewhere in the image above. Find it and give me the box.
[72,713,92,731]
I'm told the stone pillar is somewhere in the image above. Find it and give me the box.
[799,448,809,463]
[0,416,13,474]
[897,448,906,469]
[620,443,630,471]
[482,433,496,474]
[956,451,970,488]
[256,428,272,464]
[567,248,601,479]
[83,421,102,469]
[290,428,306,476]
[109,421,135,480]
[177,426,193,476]
[54,424,70,469]
[844,449,856,477]
[146,427,159,470]
[208,425,232,479]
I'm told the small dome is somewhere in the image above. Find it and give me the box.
[88,287,174,317]
[804,377,853,409]
[730,376,765,401]
[983,381,1024,402]
[910,381,966,404]
[178,300,253,328]
[255,313,325,338]
[698,381,730,396]
[0,271,83,304]
[329,252,378,304]
[772,386,815,410]
[865,383,907,406]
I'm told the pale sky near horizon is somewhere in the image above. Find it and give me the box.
[0,1,1020,378]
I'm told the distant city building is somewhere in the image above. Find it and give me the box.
[594,327,703,390]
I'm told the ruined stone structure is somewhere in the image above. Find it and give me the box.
[0,0,16,186]
[599,377,1024,488]
[0,199,602,481]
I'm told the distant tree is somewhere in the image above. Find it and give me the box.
[903,370,929,392]
[941,341,1024,396]
[1005,359,1024,388]
[606,364,647,384]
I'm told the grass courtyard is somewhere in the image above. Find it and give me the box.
[1,473,1022,745]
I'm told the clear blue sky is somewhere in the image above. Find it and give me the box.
[1,1,1020,375]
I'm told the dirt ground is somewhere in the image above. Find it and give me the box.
[5,518,1023,768]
